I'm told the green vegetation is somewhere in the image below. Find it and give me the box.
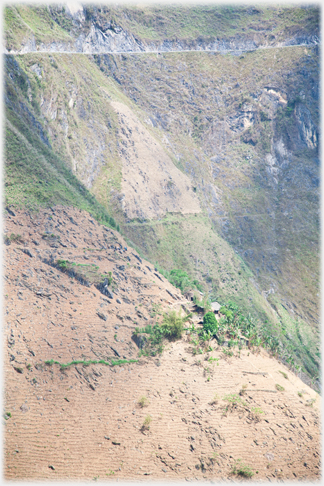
[251,407,264,417]
[161,309,190,340]
[231,459,254,478]
[3,412,12,420]
[193,292,211,313]
[141,415,152,431]
[55,259,113,288]
[222,393,247,409]
[4,4,319,53]
[43,358,137,370]
[138,396,149,408]
[159,268,203,293]
[275,384,285,392]
[3,5,320,390]
[278,370,289,379]
[5,232,24,244]
[5,55,119,230]
[134,309,191,356]
[203,312,218,335]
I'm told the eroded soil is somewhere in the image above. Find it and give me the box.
[3,206,321,481]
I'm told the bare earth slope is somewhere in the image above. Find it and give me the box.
[3,207,320,481]
[111,100,201,220]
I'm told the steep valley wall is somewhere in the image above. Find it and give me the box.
[4,3,320,384]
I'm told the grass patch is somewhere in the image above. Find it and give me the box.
[54,259,113,288]
[141,415,152,432]
[135,309,191,356]
[222,393,247,414]
[44,358,137,369]
[138,396,149,408]
[278,370,288,379]
[231,459,254,478]
[275,384,285,392]
[4,53,119,230]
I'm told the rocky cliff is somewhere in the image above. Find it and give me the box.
[4,4,320,54]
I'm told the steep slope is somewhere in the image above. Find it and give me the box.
[3,207,321,481]
[4,4,319,54]
[111,100,201,220]
[3,4,320,385]
[101,46,319,330]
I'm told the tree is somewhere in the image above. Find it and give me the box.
[203,311,218,335]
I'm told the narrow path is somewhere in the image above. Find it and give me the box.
[5,41,319,56]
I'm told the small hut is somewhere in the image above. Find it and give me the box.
[184,290,195,302]
[211,302,221,314]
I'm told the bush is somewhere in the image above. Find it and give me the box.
[134,309,191,356]
[203,312,218,335]
[141,415,152,431]
[162,268,202,293]
[161,310,189,340]
[231,459,254,478]
[138,396,149,408]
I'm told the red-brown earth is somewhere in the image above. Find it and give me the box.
[3,206,321,481]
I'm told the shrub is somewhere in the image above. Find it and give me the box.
[57,259,69,269]
[275,384,285,392]
[141,415,152,431]
[161,309,190,340]
[138,396,149,408]
[9,233,23,243]
[203,312,218,335]
[134,309,191,356]
[278,370,288,379]
[160,268,202,293]
[231,459,254,478]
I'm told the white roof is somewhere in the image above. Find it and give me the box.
[211,302,221,311]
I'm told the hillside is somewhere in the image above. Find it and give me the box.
[2,4,321,479]
[4,4,319,54]
[3,2,320,386]
[3,206,321,481]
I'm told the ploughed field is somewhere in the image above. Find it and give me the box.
[3,207,320,481]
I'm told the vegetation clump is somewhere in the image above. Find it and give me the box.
[203,311,218,335]
[43,358,137,369]
[193,292,211,313]
[278,370,288,379]
[275,384,285,392]
[222,393,247,411]
[156,267,203,293]
[141,415,152,432]
[231,459,254,478]
[138,396,149,408]
[134,309,191,356]
[55,259,113,289]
